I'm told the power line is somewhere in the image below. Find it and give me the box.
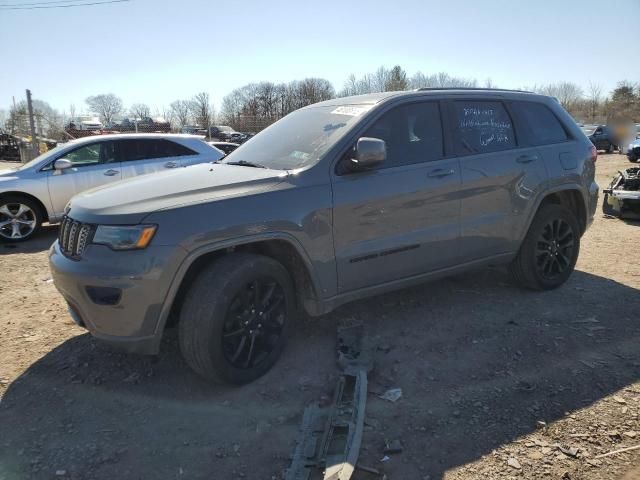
[0,0,130,9]
[0,0,94,6]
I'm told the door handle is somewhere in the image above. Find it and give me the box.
[516,154,538,164]
[427,168,455,178]
[103,169,119,176]
[164,161,179,168]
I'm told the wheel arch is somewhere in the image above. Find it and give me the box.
[0,191,49,222]
[533,186,588,235]
[159,234,324,333]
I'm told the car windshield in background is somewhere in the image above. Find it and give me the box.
[221,105,366,170]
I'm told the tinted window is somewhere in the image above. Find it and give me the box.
[60,141,116,167]
[165,140,197,156]
[363,102,443,169]
[118,139,195,162]
[511,102,568,145]
[453,101,515,154]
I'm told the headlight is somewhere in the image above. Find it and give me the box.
[92,225,157,250]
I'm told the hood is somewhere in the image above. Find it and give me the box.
[0,168,20,179]
[68,162,288,224]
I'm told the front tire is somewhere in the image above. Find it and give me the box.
[0,196,43,242]
[178,253,295,384]
[510,204,580,290]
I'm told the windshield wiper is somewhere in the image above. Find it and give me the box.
[224,160,267,169]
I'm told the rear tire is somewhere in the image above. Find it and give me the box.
[510,204,580,290]
[178,253,295,384]
[0,195,43,242]
[607,143,615,154]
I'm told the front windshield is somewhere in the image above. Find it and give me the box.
[221,105,367,170]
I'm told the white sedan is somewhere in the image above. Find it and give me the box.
[0,133,224,241]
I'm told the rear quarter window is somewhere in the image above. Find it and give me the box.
[452,101,516,154]
[511,101,568,146]
[165,140,197,156]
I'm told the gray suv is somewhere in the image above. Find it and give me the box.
[50,89,599,384]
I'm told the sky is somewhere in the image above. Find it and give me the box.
[0,0,638,117]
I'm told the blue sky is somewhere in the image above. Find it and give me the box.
[1,0,638,116]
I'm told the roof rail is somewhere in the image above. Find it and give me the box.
[416,87,534,94]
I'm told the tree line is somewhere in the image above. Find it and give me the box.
[2,65,639,140]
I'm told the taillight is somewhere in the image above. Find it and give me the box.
[590,145,597,162]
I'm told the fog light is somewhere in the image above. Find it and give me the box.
[86,286,122,306]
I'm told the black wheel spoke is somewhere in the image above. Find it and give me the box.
[223,328,245,338]
[263,294,283,317]
[244,335,257,368]
[251,281,261,308]
[259,283,276,310]
[230,335,247,363]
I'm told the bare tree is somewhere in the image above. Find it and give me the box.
[130,103,151,120]
[69,103,76,121]
[587,82,602,122]
[540,82,583,113]
[190,92,212,127]
[372,66,391,92]
[340,74,359,97]
[85,94,123,124]
[169,100,191,127]
[484,78,497,89]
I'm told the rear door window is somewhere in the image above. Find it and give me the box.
[118,139,195,161]
[511,102,568,145]
[452,101,516,155]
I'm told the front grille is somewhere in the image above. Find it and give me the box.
[59,216,94,259]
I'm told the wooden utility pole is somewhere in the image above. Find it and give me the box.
[26,89,38,157]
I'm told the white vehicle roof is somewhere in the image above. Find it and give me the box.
[66,133,205,144]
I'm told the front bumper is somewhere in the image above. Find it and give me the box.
[49,241,187,354]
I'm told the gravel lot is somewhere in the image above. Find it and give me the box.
[0,153,639,480]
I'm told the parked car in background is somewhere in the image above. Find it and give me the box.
[207,141,240,155]
[137,117,171,133]
[0,133,224,241]
[65,116,103,132]
[180,125,207,135]
[588,125,619,153]
[208,125,236,140]
[627,138,640,162]
[49,88,597,385]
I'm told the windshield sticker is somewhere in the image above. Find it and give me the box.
[289,150,311,160]
[331,105,373,116]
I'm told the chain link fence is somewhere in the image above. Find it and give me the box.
[0,114,281,163]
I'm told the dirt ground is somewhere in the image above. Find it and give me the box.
[0,153,639,480]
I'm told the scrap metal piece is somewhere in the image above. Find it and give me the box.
[285,370,368,480]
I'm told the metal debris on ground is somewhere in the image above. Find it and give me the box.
[383,439,403,454]
[378,388,402,403]
[284,370,368,480]
[603,167,640,219]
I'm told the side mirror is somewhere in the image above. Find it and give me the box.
[54,158,73,170]
[349,137,386,171]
